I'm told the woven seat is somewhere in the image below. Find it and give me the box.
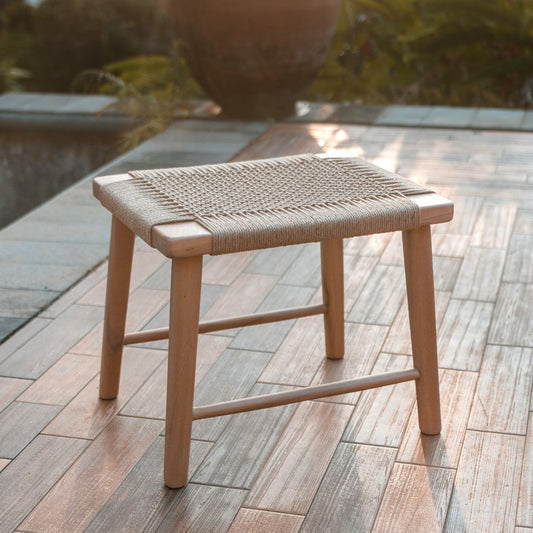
[93,154,453,488]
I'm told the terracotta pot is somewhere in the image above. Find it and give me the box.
[169,0,342,119]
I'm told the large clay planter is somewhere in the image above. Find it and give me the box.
[169,0,342,119]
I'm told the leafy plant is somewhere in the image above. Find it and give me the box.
[74,46,202,150]
[307,0,533,107]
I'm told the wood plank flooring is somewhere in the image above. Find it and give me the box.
[1,122,532,532]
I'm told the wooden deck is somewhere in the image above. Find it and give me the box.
[0,121,532,532]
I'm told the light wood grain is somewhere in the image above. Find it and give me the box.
[347,264,405,325]
[201,273,279,327]
[229,509,304,533]
[444,430,525,532]
[78,250,166,306]
[310,323,388,404]
[192,383,297,488]
[0,435,88,533]
[383,290,450,356]
[120,335,231,419]
[230,284,315,352]
[0,305,103,379]
[402,226,441,435]
[517,412,533,528]
[164,255,202,488]
[280,243,322,288]
[489,282,533,346]
[0,376,31,411]
[43,347,165,439]
[259,315,327,386]
[0,401,61,458]
[300,443,396,533]
[321,239,345,359]
[85,437,212,533]
[97,215,135,399]
[343,254,379,312]
[432,256,463,291]
[397,369,478,468]
[468,346,533,434]
[372,463,455,533]
[71,288,169,356]
[192,348,272,441]
[503,234,533,283]
[344,232,392,257]
[470,203,517,248]
[18,353,99,405]
[432,195,483,235]
[343,353,416,446]
[379,231,403,265]
[245,244,302,276]
[21,416,164,533]
[202,250,257,285]
[514,209,533,234]
[232,122,336,160]
[153,484,247,533]
[452,247,507,301]
[437,299,494,371]
[2,119,533,532]
[245,401,353,514]
[431,232,470,257]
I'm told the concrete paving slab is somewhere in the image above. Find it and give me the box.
[472,108,525,129]
[0,262,89,292]
[0,289,60,317]
[421,106,476,127]
[521,111,533,130]
[375,105,433,126]
[0,93,117,115]
[0,219,111,244]
[291,102,338,122]
[0,317,27,343]
[0,240,108,267]
[329,104,385,124]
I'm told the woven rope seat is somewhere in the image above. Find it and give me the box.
[93,152,453,489]
[95,154,431,254]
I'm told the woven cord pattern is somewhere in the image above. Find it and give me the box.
[97,154,432,254]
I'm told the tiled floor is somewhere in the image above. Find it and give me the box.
[0,120,532,532]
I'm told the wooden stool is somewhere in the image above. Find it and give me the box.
[93,154,453,488]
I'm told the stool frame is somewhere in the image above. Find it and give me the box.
[95,173,453,488]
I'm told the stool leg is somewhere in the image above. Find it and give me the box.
[164,255,203,488]
[321,239,345,360]
[402,226,441,435]
[99,216,135,400]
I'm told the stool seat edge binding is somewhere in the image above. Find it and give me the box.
[93,154,453,488]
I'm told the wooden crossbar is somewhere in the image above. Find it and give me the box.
[123,303,327,345]
[192,368,420,420]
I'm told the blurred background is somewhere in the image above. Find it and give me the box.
[2,0,532,109]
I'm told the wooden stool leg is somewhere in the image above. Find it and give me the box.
[402,226,441,435]
[321,239,345,360]
[99,216,135,400]
[164,255,203,488]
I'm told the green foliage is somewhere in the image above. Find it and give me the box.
[307,0,533,107]
[0,60,30,92]
[0,0,34,83]
[73,47,202,150]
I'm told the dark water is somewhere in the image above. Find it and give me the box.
[0,128,120,229]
